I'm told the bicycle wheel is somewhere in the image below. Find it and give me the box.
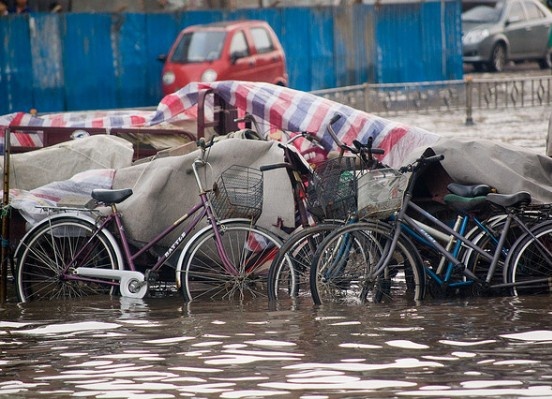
[310,221,425,305]
[267,223,340,302]
[180,221,283,301]
[464,213,543,293]
[506,221,552,296]
[16,216,120,302]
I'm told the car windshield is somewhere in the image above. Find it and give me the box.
[171,30,226,63]
[462,1,504,22]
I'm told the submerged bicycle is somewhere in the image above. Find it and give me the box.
[15,138,283,302]
[309,153,552,304]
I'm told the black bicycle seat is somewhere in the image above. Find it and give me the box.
[443,194,488,212]
[486,192,531,208]
[91,188,133,204]
[447,183,491,198]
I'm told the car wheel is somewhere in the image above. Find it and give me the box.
[538,48,552,69]
[489,43,506,72]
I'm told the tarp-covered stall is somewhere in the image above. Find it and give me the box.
[2,81,552,246]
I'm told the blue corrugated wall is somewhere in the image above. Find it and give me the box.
[0,2,463,114]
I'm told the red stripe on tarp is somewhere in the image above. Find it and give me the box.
[130,115,146,126]
[13,132,38,147]
[9,112,26,127]
[377,126,408,156]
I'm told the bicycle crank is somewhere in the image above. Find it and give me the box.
[76,268,148,299]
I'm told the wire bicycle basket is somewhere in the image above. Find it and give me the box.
[357,168,408,219]
[209,165,263,221]
[307,156,360,220]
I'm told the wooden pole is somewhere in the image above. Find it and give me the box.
[1,128,10,304]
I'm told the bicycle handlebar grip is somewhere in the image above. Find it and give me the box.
[260,163,295,172]
[330,114,341,125]
[352,139,385,155]
[423,154,445,164]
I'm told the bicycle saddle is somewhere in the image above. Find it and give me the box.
[447,183,491,198]
[443,194,488,212]
[486,191,531,208]
[91,188,133,204]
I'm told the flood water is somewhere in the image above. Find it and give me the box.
[1,293,552,398]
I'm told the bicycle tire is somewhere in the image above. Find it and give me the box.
[180,221,283,301]
[505,220,552,296]
[16,216,120,302]
[267,223,340,302]
[310,221,425,305]
[463,213,544,293]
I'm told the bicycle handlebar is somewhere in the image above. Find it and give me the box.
[400,154,445,173]
[352,139,385,155]
[260,162,295,172]
[327,114,385,159]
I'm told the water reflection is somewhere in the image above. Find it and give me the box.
[0,295,552,397]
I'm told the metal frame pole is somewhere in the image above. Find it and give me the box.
[1,127,10,303]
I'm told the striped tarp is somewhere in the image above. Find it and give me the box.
[0,81,439,167]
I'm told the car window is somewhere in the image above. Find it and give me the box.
[172,30,226,63]
[462,2,502,22]
[229,30,250,58]
[251,27,275,54]
[507,1,527,22]
[523,1,545,19]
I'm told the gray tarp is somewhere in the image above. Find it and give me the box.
[112,138,293,246]
[411,137,552,204]
[3,135,134,191]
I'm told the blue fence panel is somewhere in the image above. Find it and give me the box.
[0,15,33,114]
[375,0,462,84]
[444,0,464,80]
[144,13,180,104]
[353,5,375,84]
[62,13,117,110]
[180,10,223,30]
[114,13,148,108]
[376,3,424,83]
[30,14,64,112]
[310,7,335,90]
[279,7,311,91]
[333,5,376,87]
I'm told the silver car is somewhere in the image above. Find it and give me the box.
[462,0,552,71]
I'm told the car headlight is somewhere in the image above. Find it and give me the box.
[201,69,218,82]
[162,71,175,86]
[463,29,490,45]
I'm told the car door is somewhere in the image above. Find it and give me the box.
[521,0,551,56]
[503,0,530,60]
[226,29,256,81]
[247,26,283,83]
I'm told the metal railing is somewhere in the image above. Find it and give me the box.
[311,74,552,122]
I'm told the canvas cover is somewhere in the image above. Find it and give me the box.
[112,138,293,246]
[2,135,133,191]
[412,137,552,204]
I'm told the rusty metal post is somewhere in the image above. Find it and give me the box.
[0,128,10,304]
[465,75,475,126]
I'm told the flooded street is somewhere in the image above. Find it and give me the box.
[2,294,552,398]
[2,66,552,397]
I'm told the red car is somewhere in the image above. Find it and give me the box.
[161,20,288,96]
